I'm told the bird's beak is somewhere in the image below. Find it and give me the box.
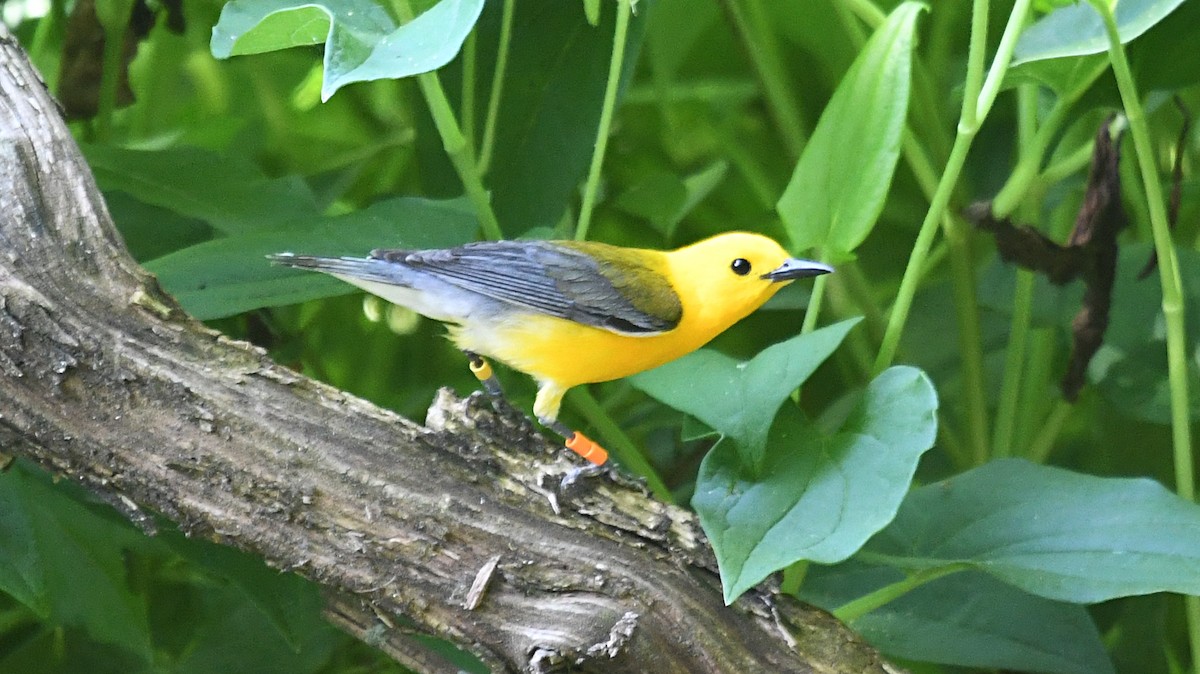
[761,258,834,282]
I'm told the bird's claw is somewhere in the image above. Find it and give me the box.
[559,462,609,494]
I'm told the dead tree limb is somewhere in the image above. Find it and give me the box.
[0,26,890,674]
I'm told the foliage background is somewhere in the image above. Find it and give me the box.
[2,0,1200,672]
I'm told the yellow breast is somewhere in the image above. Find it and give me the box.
[451,316,696,387]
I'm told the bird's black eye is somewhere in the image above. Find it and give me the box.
[731,258,752,276]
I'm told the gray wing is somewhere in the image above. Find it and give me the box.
[370,241,679,334]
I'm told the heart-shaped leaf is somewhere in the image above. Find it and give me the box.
[630,318,860,466]
[866,459,1200,602]
[211,0,485,101]
[694,366,937,603]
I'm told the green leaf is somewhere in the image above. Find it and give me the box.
[645,0,720,80]
[583,0,601,26]
[615,161,727,237]
[103,191,214,263]
[1127,0,1200,90]
[1090,243,1200,424]
[866,459,1200,603]
[484,3,648,234]
[169,581,338,674]
[1008,0,1200,93]
[84,145,319,236]
[0,466,153,662]
[160,530,325,651]
[94,0,136,33]
[672,161,729,238]
[629,318,860,464]
[802,563,1114,674]
[145,196,477,319]
[0,472,50,617]
[614,170,688,230]
[211,0,485,101]
[1012,0,1186,65]
[694,366,937,603]
[1003,52,1108,95]
[776,2,921,257]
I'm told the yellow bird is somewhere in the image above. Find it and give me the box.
[270,232,831,468]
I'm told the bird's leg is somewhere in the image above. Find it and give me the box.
[534,385,612,491]
[539,417,608,468]
[538,416,609,491]
[463,351,509,413]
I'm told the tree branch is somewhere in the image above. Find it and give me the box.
[0,26,891,673]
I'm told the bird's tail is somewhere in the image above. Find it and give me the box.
[267,253,409,285]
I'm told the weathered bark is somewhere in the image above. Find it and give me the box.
[0,26,893,674]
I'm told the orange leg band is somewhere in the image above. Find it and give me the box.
[565,432,608,466]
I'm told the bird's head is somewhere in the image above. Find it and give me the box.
[667,232,833,325]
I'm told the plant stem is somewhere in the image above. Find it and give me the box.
[991,60,1108,218]
[416,71,504,240]
[780,561,809,595]
[874,0,1031,373]
[937,412,971,471]
[826,277,877,378]
[575,0,632,241]
[461,31,477,154]
[30,0,66,79]
[719,0,807,159]
[1091,0,1195,531]
[833,563,970,622]
[993,86,1039,459]
[1025,398,1072,464]
[1039,139,1096,188]
[973,0,1032,123]
[397,0,502,240]
[1090,2,1198,669]
[840,0,886,28]
[800,273,827,334]
[476,0,514,174]
[95,2,134,143]
[714,122,779,209]
[569,388,672,502]
[993,267,1035,458]
[874,133,970,373]
[460,31,475,149]
[839,263,887,343]
[942,216,990,464]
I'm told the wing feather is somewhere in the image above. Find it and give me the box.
[370,241,680,334]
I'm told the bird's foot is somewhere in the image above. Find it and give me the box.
[537,461,619,514]
[559,461,617,493]
[532,418,620,508]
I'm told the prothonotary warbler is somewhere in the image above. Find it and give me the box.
[269,232,832,472]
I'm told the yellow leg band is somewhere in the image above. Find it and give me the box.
[468,358,494,382]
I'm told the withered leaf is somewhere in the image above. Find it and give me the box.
[969,117,1126,402]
